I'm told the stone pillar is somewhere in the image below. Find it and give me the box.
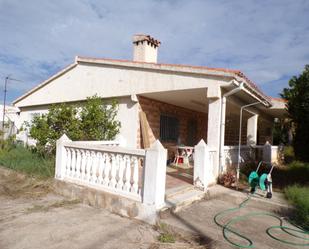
[55,134,71,180]
[247,114,258,145]
[207,97,221,176]
[194,139,214,191]
[142,140,167,209]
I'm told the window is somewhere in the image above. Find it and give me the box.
[160,115,179,142]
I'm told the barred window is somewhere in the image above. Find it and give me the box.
[160,115,179,142]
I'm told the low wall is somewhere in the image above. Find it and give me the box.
[53,179,158,224]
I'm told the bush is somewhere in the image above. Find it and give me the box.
[283,145,295,164]
[241,161,309,189]
[28,95,121,155]
[0,145,54,178]
[285,185,309,230]
[281,65,309,162]
[218,171,236,187]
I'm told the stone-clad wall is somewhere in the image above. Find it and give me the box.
[138,96,207,158]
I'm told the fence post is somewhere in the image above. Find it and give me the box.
[142,140,167,209]
[194,139,212,191]
[55,134,71,180]
[263,141,272,163]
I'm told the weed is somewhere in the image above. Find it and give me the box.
[158,233,175,243]
[157,222,176,243]
[285,185,309,230]
[0,145,55,178]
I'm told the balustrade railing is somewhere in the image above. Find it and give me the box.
[55,135,168,208]
[57,139,145,201]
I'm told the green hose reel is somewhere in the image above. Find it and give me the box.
[248,161,274,198]
[248,171,268,191]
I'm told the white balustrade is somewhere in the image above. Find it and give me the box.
[56,139,145,201]
[56,135,168,207]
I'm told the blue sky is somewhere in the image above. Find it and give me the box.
[0,0,308,104]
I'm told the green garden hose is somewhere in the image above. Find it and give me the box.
[214,195,309,248]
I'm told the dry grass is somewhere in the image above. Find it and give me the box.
[26,199,80,213]
[0,167,53,199]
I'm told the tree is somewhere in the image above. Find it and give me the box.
[28,95,121,155]
[79,95,120,140]
[281,65,309,161]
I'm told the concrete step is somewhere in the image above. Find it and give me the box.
[161,188,206,217]
[165,184,194,199]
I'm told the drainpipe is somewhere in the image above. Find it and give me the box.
[236,101,262,189]
[219,81,244,174]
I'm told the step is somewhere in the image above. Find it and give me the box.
[164,188,206,214]
[165,184,194,199]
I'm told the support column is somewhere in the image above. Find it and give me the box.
[247,114,258,145]
[207,97,221,178]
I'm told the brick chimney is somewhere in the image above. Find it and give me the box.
[133,34,161,63]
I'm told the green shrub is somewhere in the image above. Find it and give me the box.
[0,145,54,178]
[285,185,309,230]
[28,95,121,155]
[241,161,309,189]
[283,145,295,164]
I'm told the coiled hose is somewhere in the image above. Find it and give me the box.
[214,195,309,248]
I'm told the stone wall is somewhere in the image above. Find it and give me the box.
[138,96,207,159]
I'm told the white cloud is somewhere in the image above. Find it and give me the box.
[0,0,308,102]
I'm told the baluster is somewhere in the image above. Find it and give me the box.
[91,152,99,184]
[75,149,81,179]
[109,154,117,188]
[97,152,104,185]
[65,147,71,177]
[70,148,76,177]
[85,151,92,182]
[130,156,139,194]
[123,156,131,192]
[116,155,125,190]
[80,150,86,181]
[103,153,111,186]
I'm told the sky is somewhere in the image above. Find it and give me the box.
[0,0,308,104]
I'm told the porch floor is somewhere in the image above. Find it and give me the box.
[165,166,193,190]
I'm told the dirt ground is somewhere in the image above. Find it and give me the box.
[0,167,206,249]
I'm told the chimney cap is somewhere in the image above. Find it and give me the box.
[133,34,161,47]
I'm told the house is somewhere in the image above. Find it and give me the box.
[13,34,285,168]
[0,105,20,139]
[12,34,287,222]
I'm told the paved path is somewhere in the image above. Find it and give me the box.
[0,167,205,249]
[162,185,307,249]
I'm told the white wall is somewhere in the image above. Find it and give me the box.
[17,97,139,148]
[14,63,230,107]
[116,97,139,148]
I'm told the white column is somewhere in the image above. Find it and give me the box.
[55,134,71,180]
[207,97,221,177]
[194,139,214,191]
[142,140,167,209]
[247,114,258,145]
